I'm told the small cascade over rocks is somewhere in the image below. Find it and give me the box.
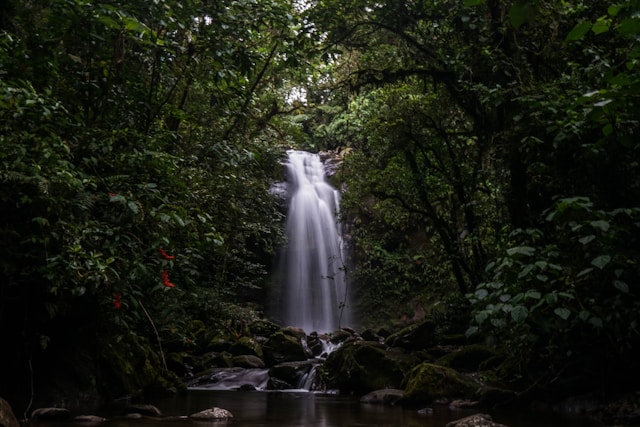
[270,150,352,333]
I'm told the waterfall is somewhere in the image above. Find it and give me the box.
[272,150,351,333]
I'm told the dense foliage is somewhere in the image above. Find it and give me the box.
[302,0,640,395]
[0,0,310,407]
[1,0,639,409]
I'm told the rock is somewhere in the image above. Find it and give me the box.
[229,337,263,358]
[31,407,72,421]
[123,404,162,417]
[448,399,479,410]
[189,407,233,420]
[329,329,354,344]
[402,362,477,405]
[436,345,500,372]
[0,398,20,427]
[232,354,266,369]
[417,407,434,416]
[207,336,233,352]
[360,329,383,343]
[360,389,405,405]
[445,413,509,427]
[385,320,436,350]
[322,341,413,394]
[123,413,143,420]
[249,319,281,337]
[73,415,108,423]
[262,332,308,366]
[306,333,325,356]
[282,326,307,340]
[269,361,319,389]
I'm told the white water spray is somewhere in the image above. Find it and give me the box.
[273,150,351,333]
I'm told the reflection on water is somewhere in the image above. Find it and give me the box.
[37,390,603,427]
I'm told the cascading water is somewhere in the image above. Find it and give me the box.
[272,150,351,333]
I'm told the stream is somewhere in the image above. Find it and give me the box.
[60,389,602,427]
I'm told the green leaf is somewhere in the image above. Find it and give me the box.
[590,220,610,232]
[592,16,611,35]
[511,305,529,323]
[506,246,535,257]
[509,2,532,29]
[127,201,139,214]
[614,280,629,293]
[566,21,592,41]
[617,18,640,37]
[591,255,611,269]
[464,0,485,5]
[589,317,603,328]
[554,307,571,320]
[524,289,541,300]
[579,235,596,245]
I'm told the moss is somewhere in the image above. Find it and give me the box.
[436,345,500,372]
[322,341,411,394]
[402,362,476,404]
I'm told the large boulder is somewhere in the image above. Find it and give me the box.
[321,341,411,394]
[262,332,308,366]
[231,355,265,369]
[402,362,477,404]
[385,320,436,350]
[249,319,281,337]
[228,337,263,358]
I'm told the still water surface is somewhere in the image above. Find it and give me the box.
[94,390,603,427]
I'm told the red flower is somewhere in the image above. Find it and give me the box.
[113,292,122,309]
[108,192,116,197]
[158,247,175,260]
[161,270,175,288]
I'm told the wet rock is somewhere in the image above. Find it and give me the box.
[262,332,308,366]
[282,326,307,340]
[123,404,162,417]
[229,337,263,358]
[232,354,266,369]
[417,407,434,416]
[385,320,436,350]
[329,329,354,344]
[402,362,477,405]
[448,399,480,410]
[73,415,107,423]
[249,319,280,337]
[322,341,410,394]
[189,407,233,420]
[360,389,405,405]
[0,397,20,427]
[445,413,509,427]
[31,407,72,421]
[360,329,383,343]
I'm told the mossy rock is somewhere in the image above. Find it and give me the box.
[321,341,408,394]
[436,345,500,372]
[249,319,281,337]
[386,320,436,350]
[229,337,263,358]
[262,332,308,366]
[206,335,234,353]
[231,355,265,369]
[402,362,477,404]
